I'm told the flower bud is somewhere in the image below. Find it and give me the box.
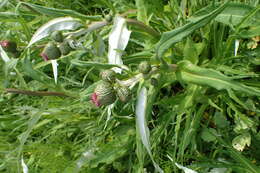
[91,81,116,106]
[59,40,72,55]
[116,86,131,103]
[100,69,116,83]
[51,31,63,42]
[40,42,61,61]
[105,14,113,23]
[138,61,151,74]
[0,40,17,53]
[150,77,158,86]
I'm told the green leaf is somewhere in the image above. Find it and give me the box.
[183,38,198,64]
[71,59,121,69]
[213,112,229,129]
[191,2,260,27]
[0,12,18,22]
[156,1,229,58]
[240,25,260,38]
[21,56,56,88]
[20,2,102,21]
[136,0,148,24]
[65,126,135,172]
[176,60,260,96]
[201,128,217,142]
[28,17,82,47]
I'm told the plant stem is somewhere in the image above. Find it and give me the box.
[125,19,160,39]
[70,21,109,38]
[5,88,76,98]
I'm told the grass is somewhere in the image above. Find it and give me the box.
[0,0,260,172]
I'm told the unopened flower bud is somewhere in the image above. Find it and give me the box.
[51,31,63,42]
[59,40,72,55]
[40,42,61,61]
[150,77,158,86]
[100,69,116,83]
[91,81,116,106]
[138,61,151,74]
[0,40,17,53]
[116,86,131,103]
[105,14,113,23]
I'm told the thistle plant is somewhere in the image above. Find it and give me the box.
[1,0,260,173]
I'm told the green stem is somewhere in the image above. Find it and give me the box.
[5,88,77,98]
[70,21,109,38]
[125,18,160,39]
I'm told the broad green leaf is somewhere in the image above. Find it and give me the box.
[20,2,102,21]
[136,87,163,173]
[201,128,217,142]
[28,17,82,47]
[191,2,260,26]
[177,60,260,96]
[156,2,229,58]
[108,16,131,73]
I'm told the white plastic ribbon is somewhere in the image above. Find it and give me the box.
[234,39,239,56]
[175,163,197,173]
[51,60,58,84]
[0,45,10,62]
[21,157,29,173]
[108,16,131,73]
[136,87,164,173]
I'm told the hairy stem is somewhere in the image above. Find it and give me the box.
[5,88,76,98]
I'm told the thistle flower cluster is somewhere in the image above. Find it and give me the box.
[40,31,74,61]
[91,69,131,107]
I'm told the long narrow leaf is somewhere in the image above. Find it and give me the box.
[20,2,102,21]
[191,2,260,26]
[156,2,229,58]
[177,60,260,96]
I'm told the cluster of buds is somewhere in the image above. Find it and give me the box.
[91,69,131,107]
[138,61,151,74]
[40,31,73,61]
[0,40,19,57]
